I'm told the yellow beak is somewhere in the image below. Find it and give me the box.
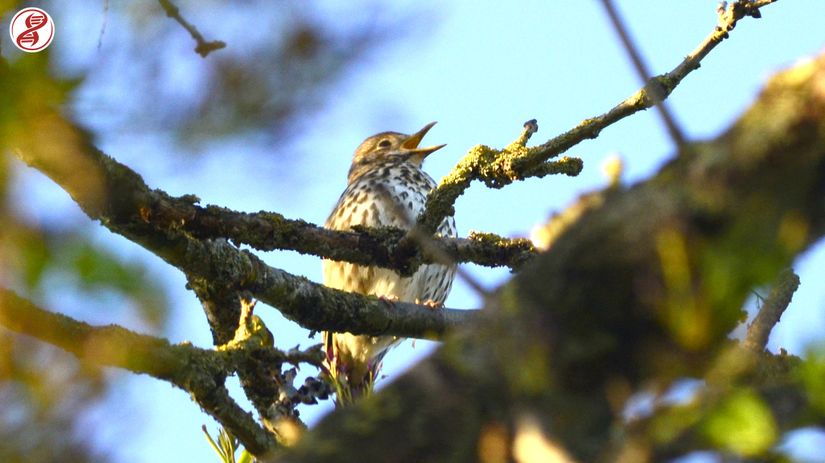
[402,121,446,160]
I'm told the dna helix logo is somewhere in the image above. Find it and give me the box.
[9,8,55,53]
[17,12,48,48]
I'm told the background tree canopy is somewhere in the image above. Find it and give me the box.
[2,1,825,462]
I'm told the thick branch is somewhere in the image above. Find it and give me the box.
[417,0,777,233]
[0,289,278,456]
[150,201,535,275]
[2,42,533,277]
[176,228,478,338]
[8,110,476,340]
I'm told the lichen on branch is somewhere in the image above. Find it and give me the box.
[417,0,777,235]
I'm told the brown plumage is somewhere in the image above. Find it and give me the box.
[322,122,456,404]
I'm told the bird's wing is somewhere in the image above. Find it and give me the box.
[322,181,409,296]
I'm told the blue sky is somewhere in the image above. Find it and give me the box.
[7,1,825,461]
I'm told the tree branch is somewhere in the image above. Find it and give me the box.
[417,0,778,234]
[276,45,825,462]
[158,0,226,57]
[417,126,583,234]
[195,291,329,446]
[8,107,476,340]
[600,0,687,147]
[150,201,536,275]
[744,268,800,352]
[0,288,278,456]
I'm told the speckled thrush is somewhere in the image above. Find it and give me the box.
[322,122,456,404]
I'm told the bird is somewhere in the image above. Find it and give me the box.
[322,122,457,405]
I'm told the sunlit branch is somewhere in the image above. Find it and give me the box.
[0,288,278,456]
[417,0,778,234]
[159,202,536,275]
[7,105,478,340]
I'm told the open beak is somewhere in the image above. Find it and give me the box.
[401,121,446,161]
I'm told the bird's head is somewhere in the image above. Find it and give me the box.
[348,122,445,182]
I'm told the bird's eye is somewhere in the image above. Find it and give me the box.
[378,139,392,148]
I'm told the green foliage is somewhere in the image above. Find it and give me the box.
[324,361,378,407]
[1,223,169,328]
[0,52,79,135]
[702,388,778,456]
[66,237,168,327]
[799,346,825,415]
[203,426,254,463]
[649,401,703,446]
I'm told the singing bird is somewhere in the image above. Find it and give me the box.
[322,122,456,404]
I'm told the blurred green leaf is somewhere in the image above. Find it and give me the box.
[799,346,825,414]
[64,237,168,327]
[0,222,50,289]
[0,1,21,16]
[702,388,778,456]
[649,401,703,445]
[0,52,77,133]
[237,449,253,463]
[17,227,50,289]
[1,219,169,328]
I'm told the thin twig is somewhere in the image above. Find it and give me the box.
[158,0,226,57]
[97,0,109,49]
[417,0,778,235]
[510,118,539,148]
[599,0,687,147]
[417,121,583,233]
[743,269,800,352]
